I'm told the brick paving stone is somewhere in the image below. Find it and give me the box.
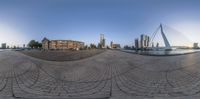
[0,50,199,98]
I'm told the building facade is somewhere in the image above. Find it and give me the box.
[110,41,120,49]
[111,44,121,49]
[42,37,84,50]
[1,43,6,49]
[110,41,113,48]
[140,34,150,49]
[193,43,199,49]
[100,34,106,48]
[135,38,139,49]
[134,34,150,50]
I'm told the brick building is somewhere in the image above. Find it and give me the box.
[42,37,84,50]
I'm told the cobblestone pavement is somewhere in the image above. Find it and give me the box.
[0,50,200,99]
[20,49,105,61]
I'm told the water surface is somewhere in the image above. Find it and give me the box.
[122,49,200,56]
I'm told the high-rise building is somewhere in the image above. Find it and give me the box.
[140,34,144,48]
[140,34,150,49]
[145,35,150,47]
[193,43,199,49]
[110,41,113,48]
[100,34,106,48]
[1,43,6,49]
[23,44,26,48]
[135,38,139,49]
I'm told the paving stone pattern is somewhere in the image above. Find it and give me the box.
[0,50,200,99]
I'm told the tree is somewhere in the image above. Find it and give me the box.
[38,43,42,48]
[28,40,36,48]
[28,40,42,49]
[13,46,16,49]
[90,44,97,49]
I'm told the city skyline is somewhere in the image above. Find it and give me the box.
[0,0,200,47]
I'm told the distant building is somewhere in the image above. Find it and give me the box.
[111,44,121,49]
[124,45,132,50]
[23,44,26,48]
[42,37,84,50]
[140,34,144,48]
[193,43,199,49]
[135,38,139,49]
[110,41,120,49]
[140,34,150,49]
[110,41,113,48]
[1,43,6,49]
[42,37,50,49]
[156,43,159,47]
[134,34,150,50]
[100,34,106,48]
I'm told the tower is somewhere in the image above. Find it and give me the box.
[150,24,172,50]
[135,38,139,49]
[110,41,113,48]
[160,24,171,49]
[140,34,150,49]
[100,34,105,48]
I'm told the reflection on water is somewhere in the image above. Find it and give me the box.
[122,49,200,56]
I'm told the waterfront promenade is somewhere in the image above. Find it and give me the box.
[0,50,200,99]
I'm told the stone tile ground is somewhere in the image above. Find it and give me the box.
[0,50,200,99]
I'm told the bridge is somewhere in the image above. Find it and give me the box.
[149,24,191,50]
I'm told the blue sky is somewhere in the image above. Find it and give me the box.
[0,0,200,47]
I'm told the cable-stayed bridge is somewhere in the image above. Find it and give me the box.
[149,24,192,51]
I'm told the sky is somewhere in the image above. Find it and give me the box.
[0,0,200,47]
